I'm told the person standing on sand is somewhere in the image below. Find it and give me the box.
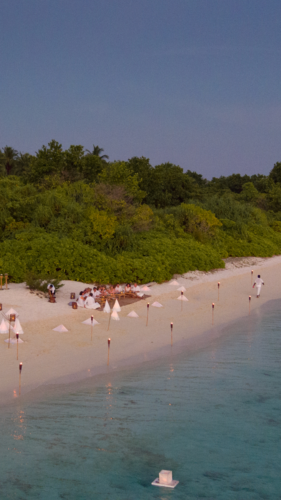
[253,275,264,297]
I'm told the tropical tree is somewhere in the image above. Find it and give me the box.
[1,146,19,175]
[86,144,109,160]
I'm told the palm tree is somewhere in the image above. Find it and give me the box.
[1,146,19,175]
[86,144,109,160]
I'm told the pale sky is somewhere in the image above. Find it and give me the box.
[1,0,281,178]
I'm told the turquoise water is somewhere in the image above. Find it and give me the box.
[1,303,281,499]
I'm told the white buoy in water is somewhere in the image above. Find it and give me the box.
[151,470,179,488]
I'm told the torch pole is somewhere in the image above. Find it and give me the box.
[212,303,215,326]
[170,322,173,347]
[16,333,19,360]
[218,282,220,302]
[91,315,93,341]
[249,295,251,315]
[251,270,253,286]
[146,303,149,326]
[107,338,111,366]
[181,291,183,312]
[19,363,22,396]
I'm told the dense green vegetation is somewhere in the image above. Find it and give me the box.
[1,141,281,283]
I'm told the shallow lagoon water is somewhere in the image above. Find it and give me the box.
[1,303,281,499]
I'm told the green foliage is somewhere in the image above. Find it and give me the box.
[2,140,281,284]
[25,271,64,293]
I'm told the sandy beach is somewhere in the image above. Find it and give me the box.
[1,255,281,403]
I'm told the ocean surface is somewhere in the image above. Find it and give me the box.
[1,301,281,499]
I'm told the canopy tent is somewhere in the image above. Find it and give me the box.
[111,311,120,321]
[0,319,9,334]
[12,319,24,334]
[113,299,121,312]
[127,311,139,318]
[103,300,111,313]
[53,324,69,332]
[82,317,100,326]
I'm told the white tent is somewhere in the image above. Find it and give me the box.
[113,299,121,312]
[5,308,19,319]
[82,317,100,326]
[152,302,163,308]
[141,285,150,292]
[177,286,186,292]
[12,319,24,334]
[127,311,139,318]
[103,300,111,313]
[0,319,9,334]
[53,324,69,332]
[111,311,120,321]
[5,337,24,344]
[169,280,180,286]
[177,295,188,302]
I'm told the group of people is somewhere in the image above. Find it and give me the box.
[76,283,142,309]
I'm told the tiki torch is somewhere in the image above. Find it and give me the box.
[170,322,173,346]
[218,282,220,302]
[146,303,149,326]
[249,295,251,315]
[107,338,111,366]
[212,303,215,326]
[19,362,23,396]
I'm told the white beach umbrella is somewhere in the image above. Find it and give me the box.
[111,311,120,321]
[169,280,180,286]
[5,337,24,344]
[53,324,69,332]
[103,300,111,313]
[12,318,24,335]
[113,299,121,312]
[0,319,9,334]
[4,308,19,319]
[82,317,100,326]
[141,285,150,292]
[127,311,139,318]
[152,301,163,308]
[177,286,186,292]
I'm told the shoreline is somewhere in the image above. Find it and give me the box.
[1,255,281,405]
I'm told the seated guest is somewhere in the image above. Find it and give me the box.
[92,287,101,298]
[85,293,100,309]
[114,283,122,294]
[131,283,140,293]
[125,283,131,293]
[108,285,115,295]
[100,286,108,296]
[77,292,86,307]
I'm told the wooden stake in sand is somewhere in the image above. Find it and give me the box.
[218,282,220,302]
[107,338,111,366]
[249,295,251,315]
[170,322,173,346]
[146,303,150,326]
[251,270,253,286]
[16,333,19,360]
[91,315,93,341]
[19,362,22,396]
[212,303,215,326]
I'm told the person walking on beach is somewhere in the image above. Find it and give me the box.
[253,274,264,298]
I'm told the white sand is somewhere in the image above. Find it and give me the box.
[1,255,281,402]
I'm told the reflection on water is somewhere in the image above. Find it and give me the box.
[0,306,281,499]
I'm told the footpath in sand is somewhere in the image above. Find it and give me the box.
[1,255,281,403]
